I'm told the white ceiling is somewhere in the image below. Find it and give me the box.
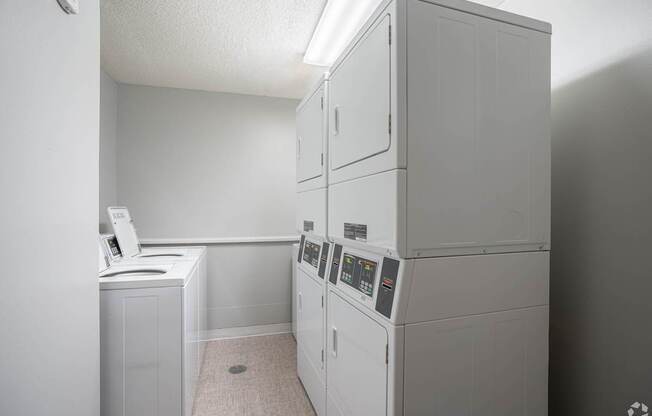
[101,0,328,99]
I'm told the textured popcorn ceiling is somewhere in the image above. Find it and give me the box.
[101,0,327,99]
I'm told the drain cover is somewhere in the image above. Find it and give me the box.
[228,365,247,375]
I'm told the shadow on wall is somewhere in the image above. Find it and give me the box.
[550,46,652,416]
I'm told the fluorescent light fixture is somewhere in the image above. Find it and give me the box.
[304,0,383,67]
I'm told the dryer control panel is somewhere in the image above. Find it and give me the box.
[340,254,377,297]
[302,240,321,268]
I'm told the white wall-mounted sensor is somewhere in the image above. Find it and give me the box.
[57,0,79,14]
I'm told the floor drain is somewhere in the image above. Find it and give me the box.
[228,365,247,375]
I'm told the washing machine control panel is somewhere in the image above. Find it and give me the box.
[340,253,377,297]
[100,234,123,263]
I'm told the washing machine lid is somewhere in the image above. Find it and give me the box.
[107,206,142,258]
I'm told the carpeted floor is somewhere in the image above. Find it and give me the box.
[192,333,316,416]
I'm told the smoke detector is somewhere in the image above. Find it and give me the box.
[57,0,79,14]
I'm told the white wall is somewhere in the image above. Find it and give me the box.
[497,1,652,414]
[115,84,298,329]
[499,0,652,89]
[0,2,100,415]
[100,70,118,232]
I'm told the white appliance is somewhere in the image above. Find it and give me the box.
[326,243,549,416]
[295,73,332,416]
[100,210,208,416]
[306,1,551,415]
[292,243,299,338]
[296,234,331,416]
[100,259,203,416]
[327,0,551,258]
[296,74,329,236]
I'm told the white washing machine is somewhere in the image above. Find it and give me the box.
[103,207,209,368]
[99,216,208,416]
[99,230,209,374]
[99,259,203,416]
[325,243,549,416]
[296,234,331,416]
[327,0,551,258]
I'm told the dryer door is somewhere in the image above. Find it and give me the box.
[327,290,388,416]
[329,13,391,173]
[297,86,325,184]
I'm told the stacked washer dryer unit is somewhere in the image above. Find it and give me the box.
[295,74,331,416]
[100,207,208,416]
[324,1,551,415]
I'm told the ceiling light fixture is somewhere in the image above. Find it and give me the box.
[303,0,383,67]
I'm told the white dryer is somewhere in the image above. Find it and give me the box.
[296,74,329,236]
[325,243,549,416]
[296,234,331,416]
[327,0,551,258]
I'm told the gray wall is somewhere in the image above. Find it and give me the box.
[549,48,652,416]
[498,1,652,414]
[0,2,100,416]
[100,70,118,232]
[115,84,298,329]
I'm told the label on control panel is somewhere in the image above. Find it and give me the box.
[344,223,367,242]
[303,221,314,232]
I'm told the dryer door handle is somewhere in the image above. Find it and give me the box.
[331,326,338,358]
[334,106,340,136]
[298,292,302,311]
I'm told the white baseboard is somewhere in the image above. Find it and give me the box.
[201,322,291,341]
